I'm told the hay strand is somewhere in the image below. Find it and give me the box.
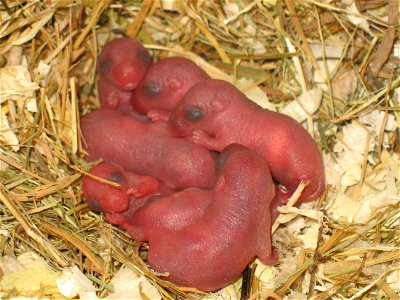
[0,0,399,298]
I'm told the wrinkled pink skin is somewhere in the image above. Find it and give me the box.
[97,76,149,121]
[82,163,160,213]
[169,79,325,206]
[145,144,276,292]
[106,188,212,242]
[131,57,209,121]
[81,109,217,190]
[97,37,152,91]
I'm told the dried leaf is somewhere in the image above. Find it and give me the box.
[107,266,161,300]
[0,252,60,294]
[56,266,98,299]
[236,78,276,111]
[341,0,373,34]
[0,9,55,40]
[355,0,387,11]
[0,65,38,111]
[254,261,279,287]
[387,269,400,293]
[354,192,400,222]
[0,108,19,151]
[281,87,323,122]
[11,10,55,46]
[359,110,398,133]
[310,43,344,60]
[381,150,400,181]
[370,0,398,76]
[160,0,182,12]
[331,69,358,101]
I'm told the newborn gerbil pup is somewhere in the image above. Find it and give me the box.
[80,109,216,190]
[106,188,213,242]
[97,37,152,91]
[131,57,209,121]
[82,162,160,213]
[169,79,325,204]
[145,144,276,291]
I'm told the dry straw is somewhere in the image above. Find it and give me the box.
[0,0,399,299]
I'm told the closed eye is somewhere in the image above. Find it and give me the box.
[184,105,204,121]
[110,171,124,183]
[99,59,111,72]
[144,82,162,97]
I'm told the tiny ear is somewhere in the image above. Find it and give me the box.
[212,100,225,112]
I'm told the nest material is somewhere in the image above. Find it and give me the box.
[0,0,399,299]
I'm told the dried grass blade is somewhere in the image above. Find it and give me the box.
[181,2,232,64]
[274,259,314,289]
[230,52,299,60]
[44,32,75,65]
[38,219,107,275]
[272,181,308,233]
[109,243,179,300]
[196,20,232,64]
[347,268,397,300]
[0,183,69,267]
[0,155,52,184]
[11,9,55,45]
[324,252,400,276]
[70,164,120,187]
[0,9,54,39]
[73,0,110,49]
[127,0,154,38]
[14,173,81,202]
[70,77,78,155]
[286,0,318,69]
[223,2,257,25]
[144,44,233,82]
[331,76,400,123]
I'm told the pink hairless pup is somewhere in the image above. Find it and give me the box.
[144,144,276,291]
[97,37,152,91]
[106,188,213,242]
[82,162,160,213]
[131,57,209,121]
[80,109,216,190]
[169,79,325,205]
